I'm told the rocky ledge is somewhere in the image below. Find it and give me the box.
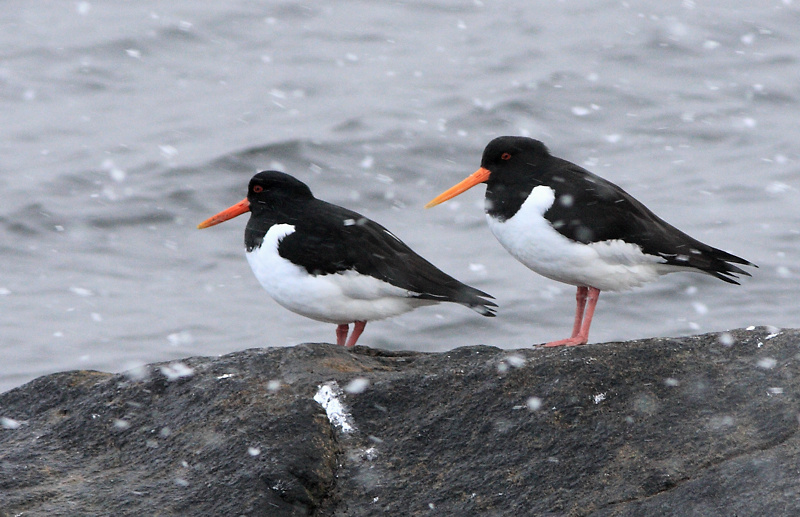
[1,327,799,516]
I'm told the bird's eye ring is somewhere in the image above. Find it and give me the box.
[253,185,264,193]
[501,153,512,160]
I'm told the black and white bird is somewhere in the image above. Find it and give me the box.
[198,170,496,347]
[426,136,755,347]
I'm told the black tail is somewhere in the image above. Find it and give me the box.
[415,284,497,317]
[700,247,757,285]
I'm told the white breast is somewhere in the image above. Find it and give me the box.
[486,186,673,291]
[245,224,435,324]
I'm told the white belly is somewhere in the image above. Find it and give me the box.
[246,224,435,324]
[486,186,673,292]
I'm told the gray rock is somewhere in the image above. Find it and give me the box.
[1,327,798,516]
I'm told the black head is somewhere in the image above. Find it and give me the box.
[425,136,553,210]
[248,170,315,206]
[480,136,551,178]
[197,170,315,230]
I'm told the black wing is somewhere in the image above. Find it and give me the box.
[543,159,755,284]
[276,200,497,315]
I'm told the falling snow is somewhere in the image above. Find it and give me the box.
[344,377,370,394]
[360,156,374,169]
[757,357,777,369]
[718,332,735,346]
[69,287,93,297]
[469,263,486,273]
[497,354,526,373]
[527,397,543,411]
[167,331,194,347]
[1,417,21,429]
[159,362,194,380]
[124,362,149,382]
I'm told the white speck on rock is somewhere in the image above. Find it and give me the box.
[314,382,356,433]
[593,393,607,404]
[362,446,378,460]
[248,447,261,456]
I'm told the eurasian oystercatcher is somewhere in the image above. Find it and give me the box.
[426,136,755,347]
[198,170,496,347]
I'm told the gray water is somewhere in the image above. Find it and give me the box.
[2,0,799,393]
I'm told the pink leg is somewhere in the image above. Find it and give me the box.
[336,324,349,347]
[543,287,601,347]
[576,287,601,341]
[569,286,588,338]
[344,321,367,348]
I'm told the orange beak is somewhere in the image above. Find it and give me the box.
[425,167,491,208]
[197,198,250,229]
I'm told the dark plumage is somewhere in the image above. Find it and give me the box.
[200,170,495,347]
[427,136,755,347]
[480,137,753,284]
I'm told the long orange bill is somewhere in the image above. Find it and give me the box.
[424,167,492,208]
[197,198,250,229]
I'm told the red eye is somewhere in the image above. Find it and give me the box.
[253,185,264,193]
[501,152,512,160]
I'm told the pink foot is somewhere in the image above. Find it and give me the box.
[542,335,589,347]
[542,287,600,348]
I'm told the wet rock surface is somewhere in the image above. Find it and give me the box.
[1,327,798,516]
